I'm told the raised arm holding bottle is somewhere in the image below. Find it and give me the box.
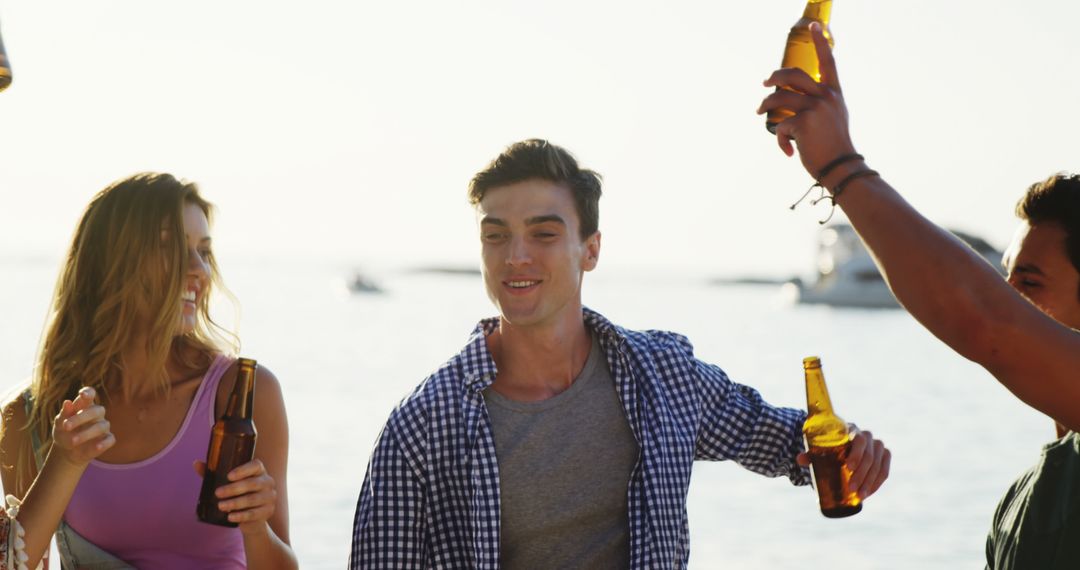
[756,23,1080,569]
[756,22,1080,434]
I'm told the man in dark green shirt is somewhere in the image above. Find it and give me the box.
[984,174,1080,569]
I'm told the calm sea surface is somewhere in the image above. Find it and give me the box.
[0,256,1053,569]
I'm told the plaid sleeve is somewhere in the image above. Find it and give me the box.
[693,359,811,486]
[350,417,429,569]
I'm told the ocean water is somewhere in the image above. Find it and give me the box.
[0,256,1053,569]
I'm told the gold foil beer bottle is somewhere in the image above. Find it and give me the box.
[801,356,861,518]
[765,0,834,133]
[197,358,259,526]
[0,19,12,92]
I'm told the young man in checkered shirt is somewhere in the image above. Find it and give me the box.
[350,139,891,569]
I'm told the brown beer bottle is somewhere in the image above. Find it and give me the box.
[197,357,258,527]
[765,0,834,133]
[801,356,861,518]
[0,19,12,92]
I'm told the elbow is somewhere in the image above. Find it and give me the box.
[923,297,1012,367]
[953,312,1000,365]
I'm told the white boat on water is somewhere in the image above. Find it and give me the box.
[782,224,1002,309]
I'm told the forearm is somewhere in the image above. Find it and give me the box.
[695,364,810,484]
[15,447,88,568]
[827,166,1008,353]
[829,166,1080,428]
[241,522,298,570]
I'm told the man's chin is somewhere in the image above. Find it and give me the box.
[497,307,543,328]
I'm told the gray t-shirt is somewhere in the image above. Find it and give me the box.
[483,336,640,569]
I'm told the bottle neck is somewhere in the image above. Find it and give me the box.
[802,0,832,24]
[804,365,836,416]
[225,361,257,419]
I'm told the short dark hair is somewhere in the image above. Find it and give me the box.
[1016,172,1080,291]
[468,139,602,239]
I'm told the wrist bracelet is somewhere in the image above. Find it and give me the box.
[790,159,878,225]
[5,494,29,570]
[816,153,864,182]
[831,169,879,202]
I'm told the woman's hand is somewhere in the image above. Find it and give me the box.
[196,459,279,533]
[51,387,115,467]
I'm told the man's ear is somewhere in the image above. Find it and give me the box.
[583,231,601,271]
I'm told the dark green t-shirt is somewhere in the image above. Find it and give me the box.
[986,431,1080,569]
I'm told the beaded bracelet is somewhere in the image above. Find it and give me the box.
[5,494,30,570]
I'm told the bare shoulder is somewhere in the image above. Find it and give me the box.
[251,365,289,465]
[253,364,287,416]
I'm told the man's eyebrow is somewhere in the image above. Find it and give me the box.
[1013,263,1045,276]
[525,214,566,226]
[479,214,566,227]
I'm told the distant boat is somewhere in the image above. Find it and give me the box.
[347,272,383,294]
[783,224,1002,309]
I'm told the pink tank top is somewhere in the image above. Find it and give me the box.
[65,354,246,569]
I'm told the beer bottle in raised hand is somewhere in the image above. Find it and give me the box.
[801,356,861,518]
[197,358,258,526]
[765,0,834,133]
[0,20,12,92]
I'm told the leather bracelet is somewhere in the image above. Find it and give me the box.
[831,169,879,202]
[816,153,864,183]
[790,156,875,225]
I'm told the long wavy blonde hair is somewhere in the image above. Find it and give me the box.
[14,172,238,493]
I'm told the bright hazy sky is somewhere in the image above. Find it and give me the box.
[1,0,1077,276]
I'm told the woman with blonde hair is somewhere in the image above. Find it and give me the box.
[0,173,297,569]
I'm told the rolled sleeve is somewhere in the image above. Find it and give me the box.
[693,360,810,485]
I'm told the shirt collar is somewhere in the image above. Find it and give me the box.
[460,317,500,393]
[459,307,624,393]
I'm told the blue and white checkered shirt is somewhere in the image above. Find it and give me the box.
[350,308,810,569]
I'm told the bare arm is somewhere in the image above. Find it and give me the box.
[756,23,1080,432]
[0,389,116,569]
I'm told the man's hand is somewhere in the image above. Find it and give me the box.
[797,426,891,500]
[756,22,857,184]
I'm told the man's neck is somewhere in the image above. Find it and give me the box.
[487,312,593,402]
